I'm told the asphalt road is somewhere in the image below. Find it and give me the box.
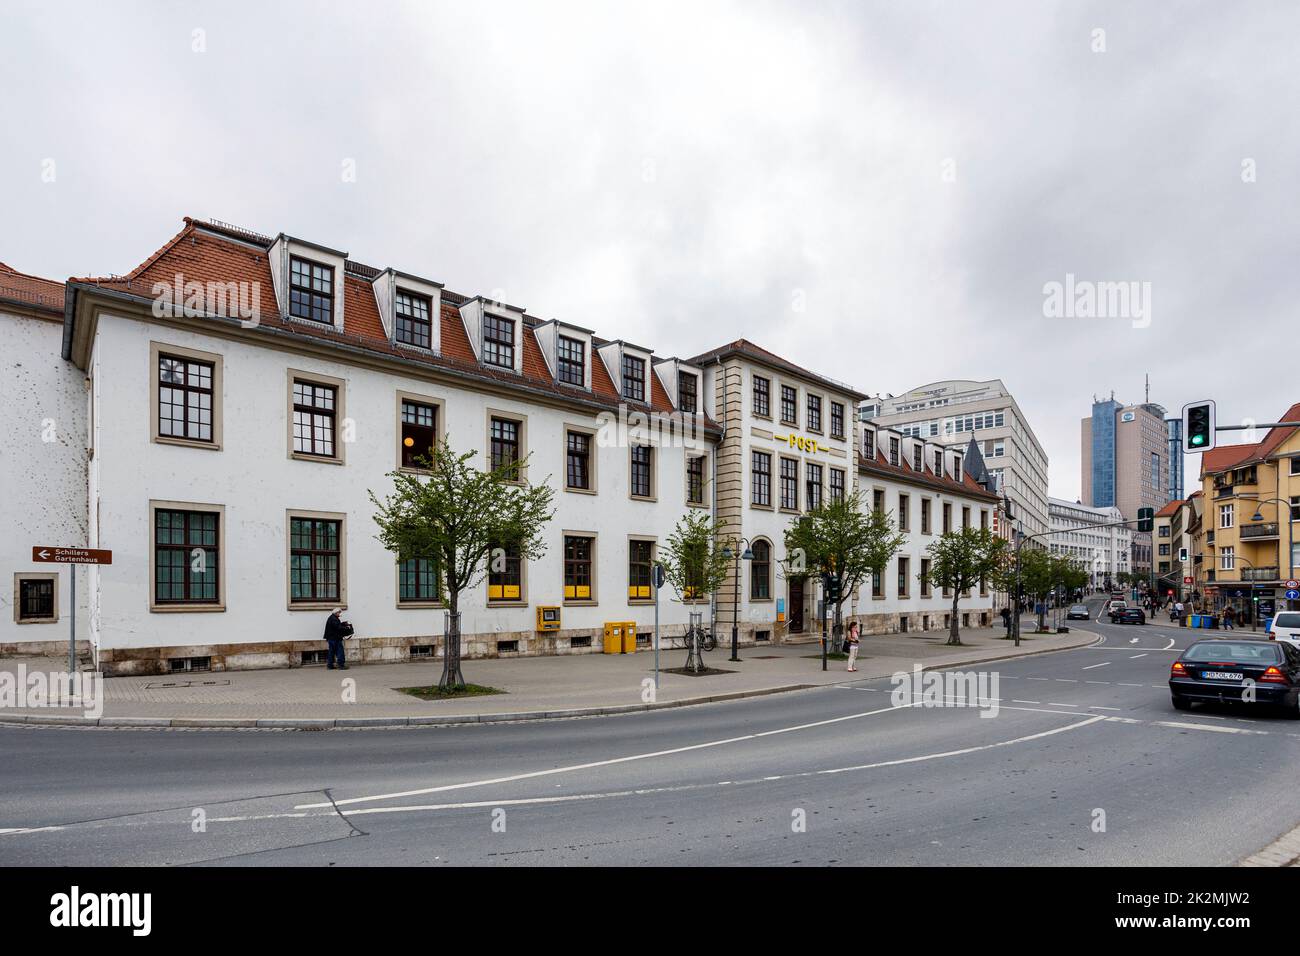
[3,596,1298,866]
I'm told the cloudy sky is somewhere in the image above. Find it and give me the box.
[3,0,1297,500]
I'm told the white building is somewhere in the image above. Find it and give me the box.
[1,263,88,658]
[862,379,1050,540]
[1047,497,1131,588]
[854,421,1001,632]
[2,218,1004,674]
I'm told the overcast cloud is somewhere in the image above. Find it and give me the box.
[3,0,1296,501]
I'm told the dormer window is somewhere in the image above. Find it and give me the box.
[483,314,515,369]
[395,290,432,349]
[557,335,585,386]
[678,372,698,413]
[289,256,333,324]
[953,456,963,481]
[622,355,646,402]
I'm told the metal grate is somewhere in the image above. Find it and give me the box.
[409,644,435,659]
[570,635,592,648]
[497,640,519,654]
[301,650,328,665]
[168,656,211,673]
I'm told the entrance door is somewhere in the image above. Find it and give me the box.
[789,579,805,633]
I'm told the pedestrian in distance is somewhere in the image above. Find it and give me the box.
[1000,605,1012,636]
[845,620,862,673]
[1222,606,1235,630]
[324,607,352,670]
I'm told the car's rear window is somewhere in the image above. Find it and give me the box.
[1273,613,1300,628]
[1183,641,1282,663]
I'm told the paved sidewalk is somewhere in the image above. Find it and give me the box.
[0,621,1098,727]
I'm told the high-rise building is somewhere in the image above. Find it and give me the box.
[861,379,1050,538]
[1080,396,1172,577]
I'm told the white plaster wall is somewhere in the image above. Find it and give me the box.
[0,310,89,646]
[89,313,704,653]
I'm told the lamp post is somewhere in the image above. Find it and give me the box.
[721,539,753,663]
[1230,555,1258,632]
[1250,498,1295,612]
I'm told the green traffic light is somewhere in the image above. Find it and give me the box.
[1191,435,1205,445]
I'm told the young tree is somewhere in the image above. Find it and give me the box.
[922,526,1010,646]
[369,437,555,691]
[1016,547,1057,632]
[783,491,905,650]
[659,510,733,605]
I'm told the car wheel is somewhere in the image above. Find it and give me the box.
[1171,694,1192,711]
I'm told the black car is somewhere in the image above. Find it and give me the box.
[1170,639,1300,716]
[1111,607,1146,624]
[1066,604,1090,620]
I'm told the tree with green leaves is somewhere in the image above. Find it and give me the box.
[659,510,733,610]
[783,491,905,651]
[369,437,555,691]
[922,526,1011,646]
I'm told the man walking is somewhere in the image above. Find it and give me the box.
[324,607,350,670]
[1000,604,1012,637]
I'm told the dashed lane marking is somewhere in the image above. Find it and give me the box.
[1082,662,1110,670]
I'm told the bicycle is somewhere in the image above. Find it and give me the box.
[683,623,717,653]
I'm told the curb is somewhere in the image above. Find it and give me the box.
[0,632,1099,732]
[1238,821,1300,867]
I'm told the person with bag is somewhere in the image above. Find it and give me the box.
[844,620,862,673]
[323,607,352,670]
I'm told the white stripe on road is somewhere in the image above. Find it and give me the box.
[1082,662,1110,670]
[1153,721,1268,736]
[298,701,921,810]
[1130,654,1147,659]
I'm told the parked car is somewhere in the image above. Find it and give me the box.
[1170,638,1300,716]
[1267,611,1300,649]
[1066,604,1090,620]
[1111,607,1146,625]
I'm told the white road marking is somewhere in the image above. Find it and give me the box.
[299,701,921,810]
[1012,700,1040,704]
[1130,638,1139,645]
[1130,654,1147,659]
[1165,638,1176,650]
[1154,721,1268,736]
[1089,706,1122,711]
[1082,662,1110,670]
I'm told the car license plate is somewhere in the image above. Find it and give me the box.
[1202,671,1240,681]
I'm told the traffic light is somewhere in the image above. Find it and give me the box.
[1137,507,1154,532]
[1182,400,1216,452]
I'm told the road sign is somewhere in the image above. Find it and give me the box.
[1287,579,1299,590]
[1184,576,1194,584]
[652,562,666,590]
[1287,589,1300,601]
[32,546,113,565]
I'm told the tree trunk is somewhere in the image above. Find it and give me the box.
[439,601,466,692]
[832,594,843,654]
[947,592,962,646]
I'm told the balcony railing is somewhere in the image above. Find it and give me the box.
[1241,567,1279,581]
[1214,485,1235,499]
[1240,522,1280,540]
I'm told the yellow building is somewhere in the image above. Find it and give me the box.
[1195,404,1300,623]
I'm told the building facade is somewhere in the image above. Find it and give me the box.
[1047,497,1131,589]
[860,379,1050,540]
[3,218,1002,674]
[1080,397,1172,577]
[1194,410,1300,624]
[1,264,90,657]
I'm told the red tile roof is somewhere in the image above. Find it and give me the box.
[0,261,64,316]
[67,217,718,429]
[1198,404,1300,477]
[1155,500,1183,518]
[689,338,867,400]
[858,447,1000,502]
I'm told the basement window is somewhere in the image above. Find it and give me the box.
[636,632,651,648]
[497,640,519,655]
[755,629,771,642]
[409,644,434,659]
[169,656,212,673]
[300,650,328,666]
[570,635,592,649]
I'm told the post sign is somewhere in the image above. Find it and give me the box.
[33,546,113,565]
[1183,576,1193,584]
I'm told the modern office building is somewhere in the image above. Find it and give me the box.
[1047,498,1131,589]
[860,380,1050,540]
[1080,396,1172,576]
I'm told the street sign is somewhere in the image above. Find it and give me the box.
[32,546,113,565]
[1184,576,1194,584]
[1287,589,1300,601]
[1287,579,1299,590]
[652,562,666,590]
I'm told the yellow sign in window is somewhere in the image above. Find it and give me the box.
[629,585,651,600]
[565,585,591,600]
[488,584,521,601]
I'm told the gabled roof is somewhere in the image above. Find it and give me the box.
[1155,499,1184,518]
[857,446,1000,503]
[0,261,64,317]
[689,338,867,401]
[64,217,721,431]
[1198,404,1300,477]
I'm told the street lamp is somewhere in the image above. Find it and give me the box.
[1250,499,1295,611]
[721,539,753,663]
[1229,554,1259,632]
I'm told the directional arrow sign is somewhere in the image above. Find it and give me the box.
[32,546,113,566]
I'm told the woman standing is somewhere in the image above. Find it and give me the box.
[845,620,862,673]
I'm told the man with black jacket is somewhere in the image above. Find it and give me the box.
[324,607,350,670]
